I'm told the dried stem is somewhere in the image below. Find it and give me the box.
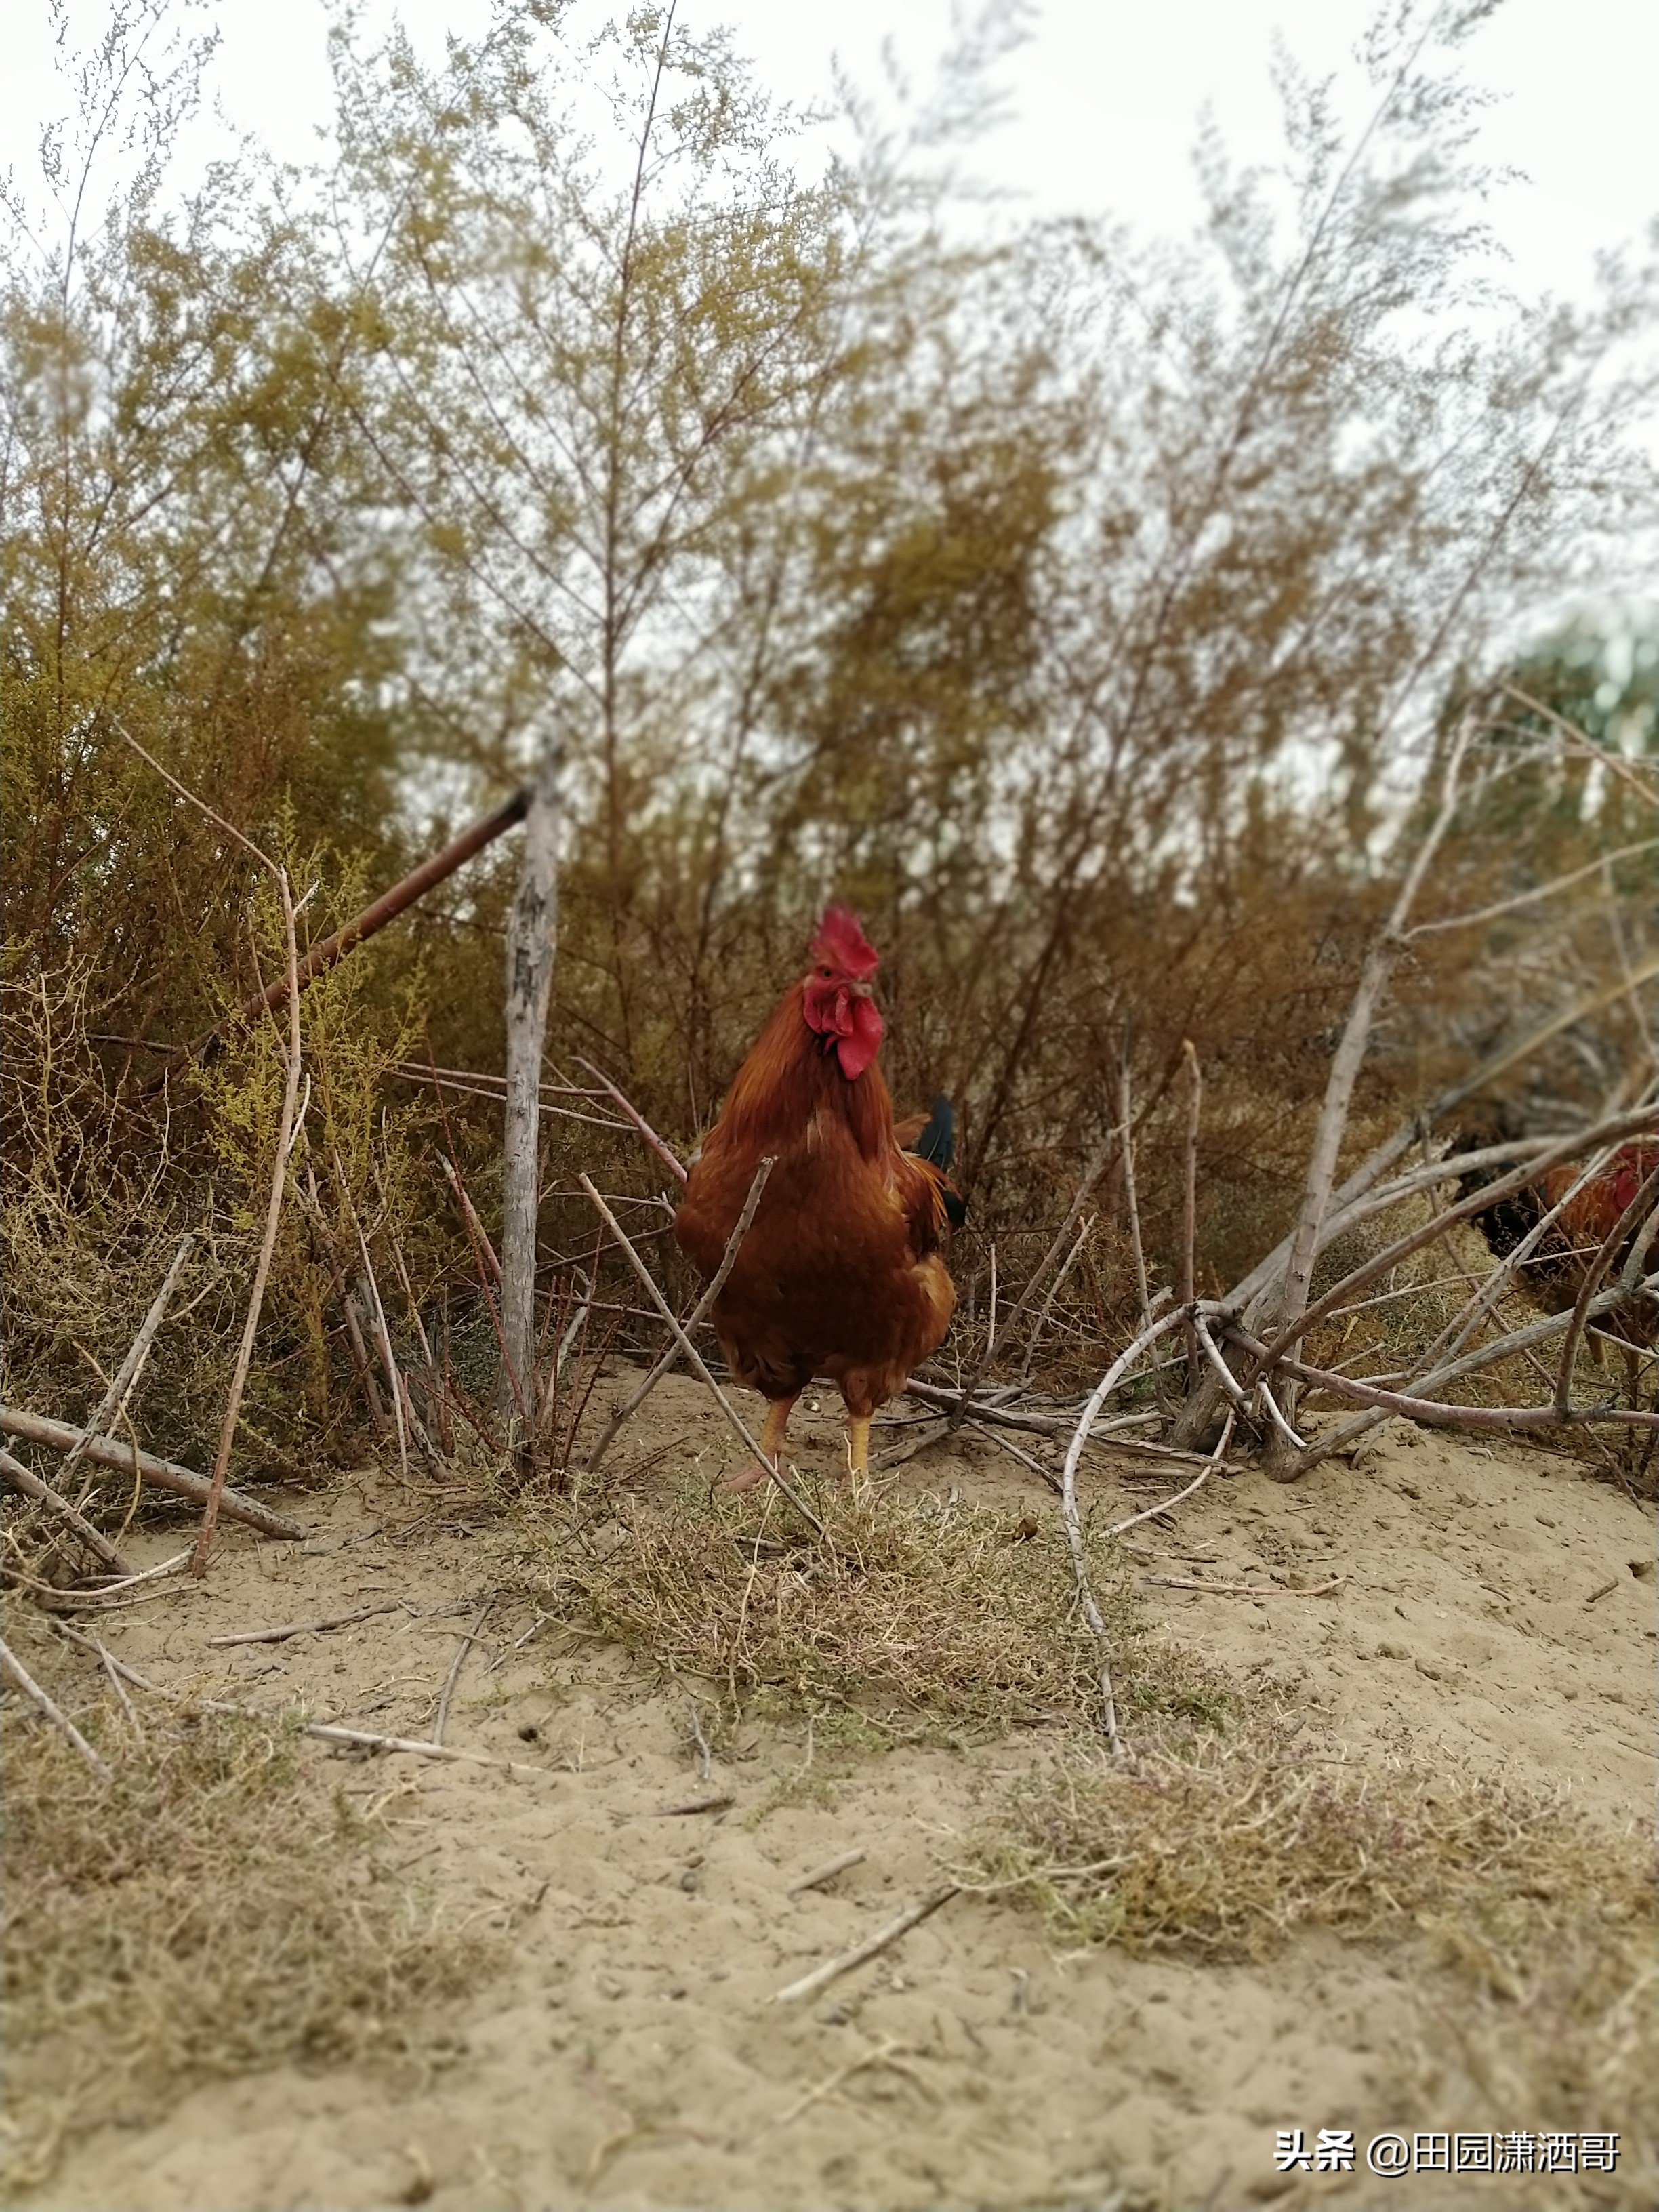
[117,731,305,1578]
[577,1176,825,1537]
[1253,1103,1657,1376]
[0,1447,137,1577]
[1181,1040,1202,1391]
[958,1126,1119,1417]
[432,1597,495,1746]
[575,1057,688,1184]
[58,1232,194,1481]
[773,1885,959,2005]
[1274,707,1476,1376]
[1018,1214,1094,1387]
[586,1156,775,1471]
[1107,1406,1235,1540]
[1060,1305,1195,1755]
[1118,1061,1155,1345]
[1,1635,110,1777]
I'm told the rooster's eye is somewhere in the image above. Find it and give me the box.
[817,966,832,978]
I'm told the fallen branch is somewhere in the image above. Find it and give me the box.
[207,1603,401,1649]
[0,1408,304,1540]
[1226,1315,1659,1439]
[52,1627,548,1774]
[787,1847,867,1896]
[586,1157,774,1471]
[773,1884,960,2004]
[749,2039,906,2144]
[1107,1407,1235,1540]
[1,1635,110,1776]
[432,1596,495,1746]
[967,1420,1060,1492]
[0,1447,137,1577]
[1141,1573,1347,1597]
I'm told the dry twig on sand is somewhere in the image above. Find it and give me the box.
[432,1596,496,1746]
[51,1626,545,1774]
[207,1603,402,1650]
[1141,1573,1347,1597]
[1,1636,110,1778]
[0,1447,137,1578]
[787,1847,867,1895]
[773,1885,960,2004]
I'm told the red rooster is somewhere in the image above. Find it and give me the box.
[673,907,957,1483]
[1462,1137,1657,1409]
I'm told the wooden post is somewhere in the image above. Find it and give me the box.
[498,741,562,1441]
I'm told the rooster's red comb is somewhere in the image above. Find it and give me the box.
[811,905,880,980]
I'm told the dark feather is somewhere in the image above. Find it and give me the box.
[908,1094,966,1225]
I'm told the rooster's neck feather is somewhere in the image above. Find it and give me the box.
[723,982,893,1162]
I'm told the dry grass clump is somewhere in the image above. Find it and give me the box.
[512,1475,1236,1743]
[1,1698,492,2188]
[1416,1916,1659,2210]
[959,1742,1658,1965]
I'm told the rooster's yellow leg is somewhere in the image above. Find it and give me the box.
[759,1395,797,1462]
[718,1394,797,1492]
[846,1414,872,1481]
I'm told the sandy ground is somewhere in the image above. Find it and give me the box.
[17,1371,1658,2212]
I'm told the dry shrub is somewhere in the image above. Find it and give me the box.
[511,1474,1235,1743]
[1,1696,493,2190]
[960,1744,1658,2206]
[960,1742,1657,1962]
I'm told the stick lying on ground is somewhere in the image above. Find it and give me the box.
[207,1603,401,1649]
[773,1884,960,2004]
[787,1847,867,1896]
[1,1635,110,1778]
[0,1408,305,1540]
[1141,1573,1347,1597]
[52,1625,546,1775]
[1,1448,137,1578]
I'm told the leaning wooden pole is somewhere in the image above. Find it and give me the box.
[152,787,531,1083]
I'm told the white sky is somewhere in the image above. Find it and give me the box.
[5,0,1656,305]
